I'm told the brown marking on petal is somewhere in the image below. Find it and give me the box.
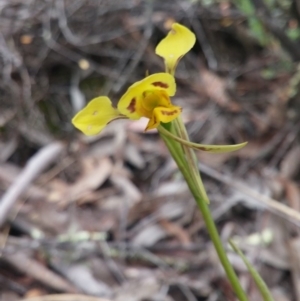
[127,98,136,113]
[92,111,98,116]
[197,147,214,151]
[152,82,169,89]
[161,109,178,116]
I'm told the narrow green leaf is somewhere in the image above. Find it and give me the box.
[229,240,274,301]
[158,125,247,153]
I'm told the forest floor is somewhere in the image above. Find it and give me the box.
[1,1,300,300]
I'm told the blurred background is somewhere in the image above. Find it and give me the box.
[1,0,300,300]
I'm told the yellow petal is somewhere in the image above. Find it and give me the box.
[155,23,196,74]
[141,90,172,117]
[118,73,176,119]
[72,96,123,136]
[145,106,182,131]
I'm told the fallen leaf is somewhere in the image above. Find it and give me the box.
[193,68,241,111]
[65,157,113,205]
[280,145,300,179]
[132,224,167,247]
[159,219,191,245]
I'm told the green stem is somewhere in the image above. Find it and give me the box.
[173,117,209,203]
[195,193,249,301]
[159,124,249,301]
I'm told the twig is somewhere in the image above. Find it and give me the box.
[286,236,300,301]
[176,0,218,70]
[112,1,153,93]
[55,0,137,46]
[269,124,299,169]
[0,141,65,228]
[3,252,78,293]
[235,123,292,176]
[199,163,300,225]
[177,283,198,301]
[42,11,120,80]
[0,273,26,295]
[19,294,112,301]
[98,241,125,284]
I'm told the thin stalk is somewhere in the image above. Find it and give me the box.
[229,240,274,301]
[173,117,209,203]
[159,127,249,301]
[193,188,249,301]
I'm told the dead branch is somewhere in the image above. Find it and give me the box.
[3,251,78,293]
[0,141,65,228]
[200,163,300,225]
[19,294,112,301]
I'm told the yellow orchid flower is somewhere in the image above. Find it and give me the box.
[155,23,196,75]
[71,22,252,299]
[72,73,181,135]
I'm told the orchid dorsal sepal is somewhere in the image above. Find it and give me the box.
[155,23,196,75]
[158,124,248,153]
